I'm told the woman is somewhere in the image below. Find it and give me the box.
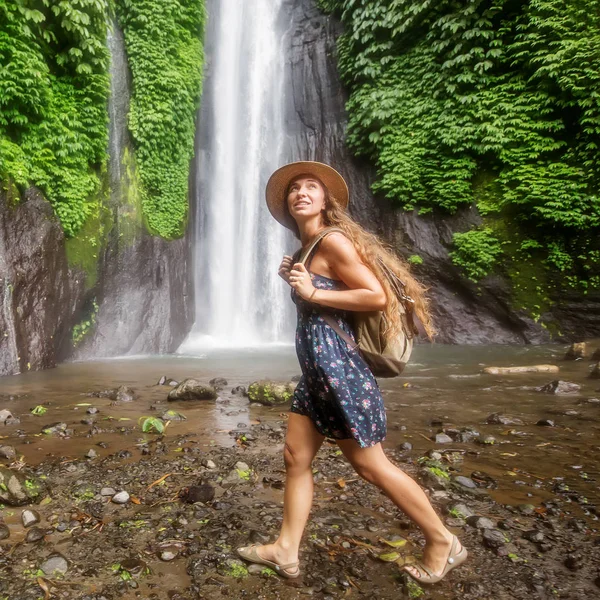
[237,161,467,584]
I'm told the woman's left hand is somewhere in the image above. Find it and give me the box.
[288,263,315,300]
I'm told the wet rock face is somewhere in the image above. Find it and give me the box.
[283,0,594,343]
[0,188,85,376]
[71,228,194,359]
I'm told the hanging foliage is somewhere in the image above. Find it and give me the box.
[319,0,600,296]
[115,0,206,239]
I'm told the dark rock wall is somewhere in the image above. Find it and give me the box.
[71,224,193,359]
[0,189,85,376]
[285,0,556,344]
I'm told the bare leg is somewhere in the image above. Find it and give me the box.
[249,413,324,573]
[337,439,462,578]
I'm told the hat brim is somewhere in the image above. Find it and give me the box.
[265,161,349,229]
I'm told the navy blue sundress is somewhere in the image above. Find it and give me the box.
[290,256,387,448]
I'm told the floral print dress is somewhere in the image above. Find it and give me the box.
[290,269,387,448]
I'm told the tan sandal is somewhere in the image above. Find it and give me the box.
[236,545,300,579]
[402,535,467,585]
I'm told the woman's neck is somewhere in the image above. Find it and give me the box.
[299,220,326,248]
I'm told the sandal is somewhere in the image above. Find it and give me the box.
[236,544,300,579]
[402,535,467,585]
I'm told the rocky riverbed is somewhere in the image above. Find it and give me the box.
[0,344,599,599]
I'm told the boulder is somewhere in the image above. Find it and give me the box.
[247,381,295,406]
[564,342,588,360]
[0,467,44,506]
[168,379,218,401]
[537,380,581,394]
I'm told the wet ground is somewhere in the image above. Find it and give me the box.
[0,343,599,599]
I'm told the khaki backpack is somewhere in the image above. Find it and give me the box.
[298,227,417,378]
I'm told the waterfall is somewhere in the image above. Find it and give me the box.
[179,0,295,353]
[107,20,129,207]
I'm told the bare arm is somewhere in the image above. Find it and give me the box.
[288,233,386,311]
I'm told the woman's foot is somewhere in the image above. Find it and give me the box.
[237,543,300,577]
[403,533,466,582]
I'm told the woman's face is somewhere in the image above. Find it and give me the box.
[286,176,326,223]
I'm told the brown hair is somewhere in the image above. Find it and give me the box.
[284,178,435,340]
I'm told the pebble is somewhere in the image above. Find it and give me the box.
[40,554,68,576]
[523,530,544,543]
[434,433,453,444]
[204,460,217,469]
[449,503,475,518]
[247,564,264,575]
[482,528,506,549]
[85,448,98,459]
[22,509,41,528]
[536,419,555,427]
[25,527,45,543]
[398,442,413,451]
[112,491,130,504]
[467,516,495,529]
[159,549,178,561]
[517,504,536,515]
[101,487,116,496]
[0,524,10,540]
[87,407,99,414]
[454,476,477,489]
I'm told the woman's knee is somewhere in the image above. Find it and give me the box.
[353,461,380,484]
[283,442,313,473]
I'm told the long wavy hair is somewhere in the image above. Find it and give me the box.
[284,178,435,341]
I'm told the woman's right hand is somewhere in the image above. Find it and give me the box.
[278,255,293,283]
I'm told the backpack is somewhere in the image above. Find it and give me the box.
[298,227,418,378]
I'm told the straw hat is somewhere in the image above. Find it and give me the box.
[265,161,349,229]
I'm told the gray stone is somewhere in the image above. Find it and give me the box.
[168,379,218,401]
[85,448,98,459]
[448,503,475,519]
[209,377,228,389]
[590,363,600,379]
[454,476,477,489]
[114,385,135,403]
[159,549,178,561]
[101,487,116,496]
[86,407,99,414]
[0,467,43,506]
[434,433,453,444]
[537,380,581,394]
[204,459,217,469]
[40,554,68,576]
[25,527,45,543]
[467,515,495,529]
[112,491,130,504]
[523,530,544,543]
[536,419,555,427]
[482,528,507,549]
[0,445,16,460]
[0,410,13,424]
[0,523,10,540]
[22,509,41,527]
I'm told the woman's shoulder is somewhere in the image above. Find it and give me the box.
[320,230,357,261]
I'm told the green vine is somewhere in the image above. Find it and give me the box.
[320,0,600,294]
[115,0,206,239]
[0,0,110,237]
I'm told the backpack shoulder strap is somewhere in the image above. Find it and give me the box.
[298,227,346,265]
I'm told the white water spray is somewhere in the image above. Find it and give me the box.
[179,0,295,353]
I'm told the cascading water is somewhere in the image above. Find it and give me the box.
[179,0,296,353]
